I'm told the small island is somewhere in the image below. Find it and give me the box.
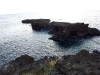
[22,19,100,41]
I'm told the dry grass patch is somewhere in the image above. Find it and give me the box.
[22,59,58,75]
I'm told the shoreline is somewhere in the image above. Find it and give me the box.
[0,49,100,75]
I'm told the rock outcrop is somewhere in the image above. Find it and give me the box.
[22,19,34,23]
[22,19,100,41]
[49,22,100,41]
[0,55,35,75]
[0,50,100,75]
[22,19,50,24]
[0,54,58,75]
[56,50,100,75]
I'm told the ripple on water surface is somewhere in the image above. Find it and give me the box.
[0,13,100,68]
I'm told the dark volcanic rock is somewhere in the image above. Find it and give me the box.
[22,19,34,23]
[0,50,100,75]
[15,54,34,63]
[55,50,100,75]
[48,22,100,41]
[87,28,100,36]
[22,19,50,24]
[0,70,3,75]
[31,19,51,30]
[22,19,100,41]
[1,55,34,75]
[31,22,49,30]
[0,55,51,75]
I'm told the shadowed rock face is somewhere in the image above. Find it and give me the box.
[31,22,49,30]
[48,22,100,41]
[0,55,35,75]
[22,19,100,41]
[0,55,51,75]
[56,50,100,75]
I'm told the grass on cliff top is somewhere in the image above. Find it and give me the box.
[22,59,57,75]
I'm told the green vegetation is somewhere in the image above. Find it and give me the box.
[44,60,57,75]
[22,60,57,75]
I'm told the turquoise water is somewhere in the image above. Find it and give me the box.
[0,12,100,67]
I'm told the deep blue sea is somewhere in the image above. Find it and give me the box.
[0,12,100,68]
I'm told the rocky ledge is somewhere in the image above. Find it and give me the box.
[22,19,100,41]
[0,50,100,75]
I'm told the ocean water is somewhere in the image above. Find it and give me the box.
[0,12,100,67]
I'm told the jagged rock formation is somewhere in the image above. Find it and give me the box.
[0,50,100,75]
[22,19,100,41]
[0,55,35,75]
[49,22,100,41]
[56,50,100,75]
[0,55,51,75]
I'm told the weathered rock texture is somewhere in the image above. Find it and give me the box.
[56,50,100,75]
[0,55,35,75]
[22,19,100,41]
[0,55,58,75]
[0,50,100,75]
[49,22,89,40]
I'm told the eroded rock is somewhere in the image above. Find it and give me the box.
[22,19,100,41]
[1,55,34,75]
[1,50,100,75]
[55,50,100,75]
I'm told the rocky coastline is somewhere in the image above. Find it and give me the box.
[1,19,98,75]
[22,19,100,41]
[0,50,100,75]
